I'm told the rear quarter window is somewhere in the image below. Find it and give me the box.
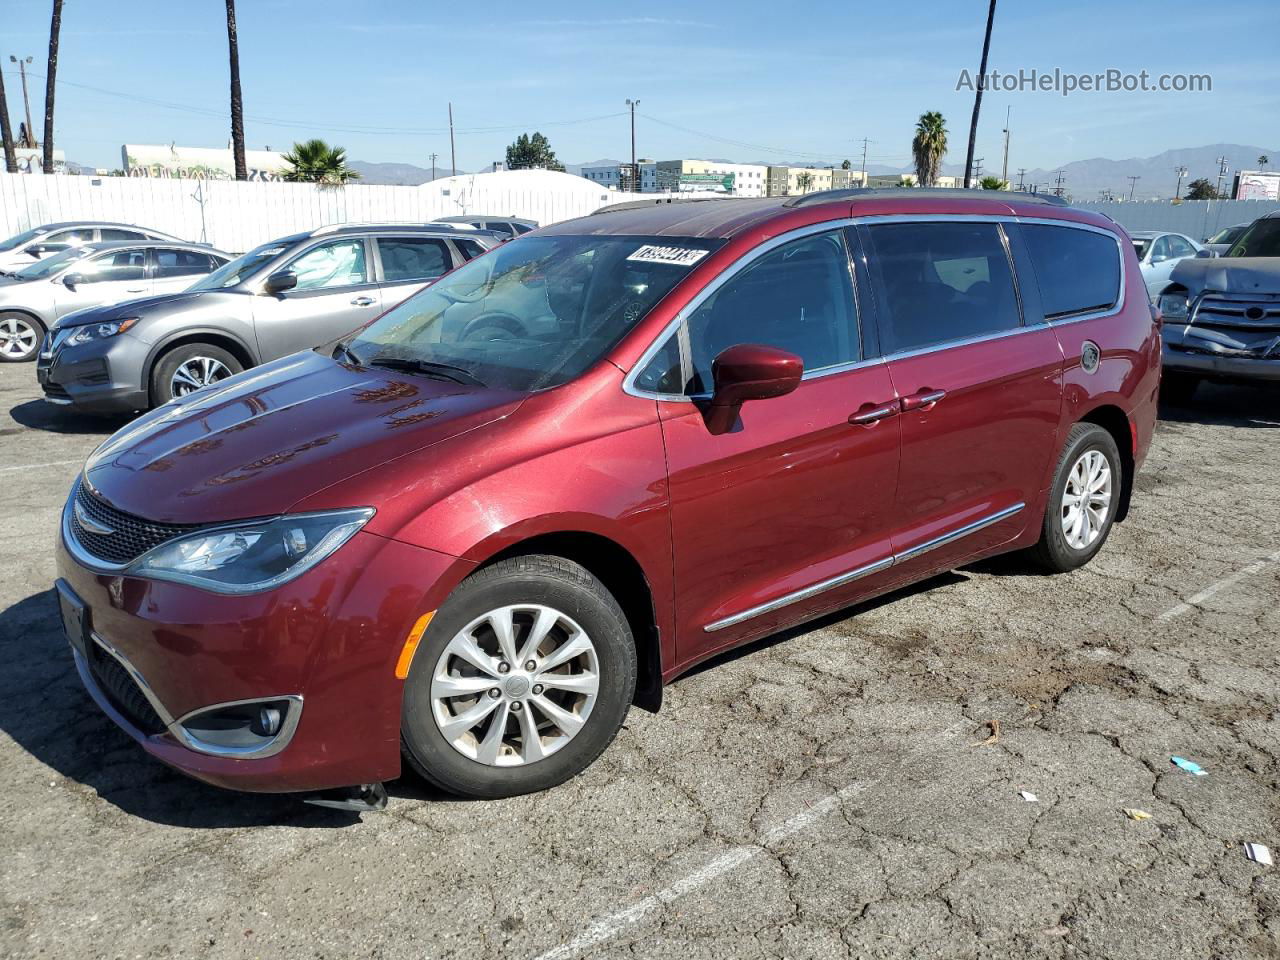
[1021,224,1121,319]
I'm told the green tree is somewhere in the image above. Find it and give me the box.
[912,112,947,187]
[282,139,361,184]
[979,175,1006,190]
[1184,178,1217,200]
[841,158,852,170]
[900,176,917,188]
[795,171,815,193]
[505,132,564,171]
[1259,154,1270,170]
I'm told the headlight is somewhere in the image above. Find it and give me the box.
[67,317,139,345]
[1157,292,1188,320]
[131,508,374,594]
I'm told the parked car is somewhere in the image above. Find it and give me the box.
[54,190,1157,802]
[1156,210,1280,402]
[0,221,181,275]
[1203,222,1249,257]
[36,223,500,412]
[434,215,538,239]
[0,241,229,363]
[1129,230,1209,298]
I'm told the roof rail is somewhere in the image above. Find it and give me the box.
[310,221,467,236]
[783,187,1070,207]
[591,196,738,216]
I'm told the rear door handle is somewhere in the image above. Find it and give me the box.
[900,389,946,412]
[351,296,376,307]
[849,402,899,425]
[126,287,147,293]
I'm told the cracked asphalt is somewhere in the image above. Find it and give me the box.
[1,360,1278,960]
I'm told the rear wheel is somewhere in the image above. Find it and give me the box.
[0,313,44,363]
[1028,423,1122,573]
[1159,372,1200,406]
[401,555,636,798]
[150,343,242,406]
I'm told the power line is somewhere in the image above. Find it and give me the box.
[637,113,852,161]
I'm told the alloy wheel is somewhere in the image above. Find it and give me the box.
[0,316,39,360]
[1061,449,1112,550]
[170,356,232,397]
[430,604,600,767]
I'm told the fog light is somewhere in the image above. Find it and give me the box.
[256,706,282,737]
[176,696,301,757]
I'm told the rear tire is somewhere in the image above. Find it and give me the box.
[1028,423,1122,573]
[1159,372,1199,406]
[401,555,636,799]
[0,312,44,363]
[150,343,242,407]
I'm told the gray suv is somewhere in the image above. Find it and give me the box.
[36,223,501,413]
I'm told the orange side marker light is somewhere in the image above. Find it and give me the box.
[395,611,435,679]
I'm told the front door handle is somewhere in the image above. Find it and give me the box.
[849,402,899,425]
[126,287,147,293]
[351,296,376,307]
[900,388,946,412]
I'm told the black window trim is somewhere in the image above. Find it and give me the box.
[623,214,1127,401]
[370,233,457,284]
[1018,219,1126,321]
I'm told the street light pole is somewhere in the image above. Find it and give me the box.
[9,56,34,148]
[1000,106,1011,187]
[1173,165,1187,200]
[625,98,639,193]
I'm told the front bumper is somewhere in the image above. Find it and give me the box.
[36,330,149,413]
[1162,343,1280,382]
[56,525,472,793]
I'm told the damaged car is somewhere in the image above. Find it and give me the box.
[1157,210,1280,403]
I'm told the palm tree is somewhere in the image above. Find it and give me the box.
[282,139,361,184]
[912,112,948,187]
[795,171,815,193]
[979,175,1006,190]
[963,0,998,188]
[900,176,917,188]
[226,0,247,181]
[42,0,63,173]
[1259,155,1270,171]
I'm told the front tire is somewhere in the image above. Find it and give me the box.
[150,343,242,406]
[1028,423,1122,573]
[401,555,636,799]
[0,313,44,363]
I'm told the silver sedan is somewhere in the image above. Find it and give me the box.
[0,241,229,362]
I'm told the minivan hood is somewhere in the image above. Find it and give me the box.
[84,350,525,523]
[1169,256,1280,297]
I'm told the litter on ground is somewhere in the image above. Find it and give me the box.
[1170,756,1209,776]
[1244,843,1273,866]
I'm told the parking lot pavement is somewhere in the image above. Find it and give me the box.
[1,360,1277,960]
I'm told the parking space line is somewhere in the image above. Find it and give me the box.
[1157,550,1280,621]
[0,459,82,474]
[532,721,967,960]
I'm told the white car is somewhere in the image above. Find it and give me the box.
[1130,231,1209,299]
[0,221,181,275]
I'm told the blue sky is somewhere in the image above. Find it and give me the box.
[4,0,1278,172]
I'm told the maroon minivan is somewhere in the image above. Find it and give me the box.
[55,190,1159,801]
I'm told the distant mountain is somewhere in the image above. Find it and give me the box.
[563,158,624,176]
[348,160,462,185]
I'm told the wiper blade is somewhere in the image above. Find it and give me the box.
[367,356,486,387]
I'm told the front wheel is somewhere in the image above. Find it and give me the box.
[401,555,636,798]
[150,343,242,407]
[1028,423,1122,573]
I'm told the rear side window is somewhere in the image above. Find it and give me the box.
[862,221,1021,354]
[378,237,451,282]
[154,249,216,278]
[634,229,858,395]
[484,222,516,238]
[512,223,535,235]
[453,238,487,260]
[100,228,144,241]
[1021,224,1121,319]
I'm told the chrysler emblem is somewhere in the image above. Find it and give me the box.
[74,500,115,536]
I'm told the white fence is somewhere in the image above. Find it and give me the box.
[0,170,664,253]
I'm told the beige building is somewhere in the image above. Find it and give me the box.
[831,168,867,190]
[866,173,962,189]
[765,166,835,197]
[653,159,769,196]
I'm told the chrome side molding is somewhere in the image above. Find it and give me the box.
[704,502,1025,632]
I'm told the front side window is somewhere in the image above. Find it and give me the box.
[83,249,146,283]
[862,221,1020,353]
[1166,235,1196,259]
[1150,236,1171,262]
[287,239,369,291]
[1021,224,1121,319]
[346,234,722,392]
[634,230,858,395]
[377,237,451,282]
[1226,217,1280,258]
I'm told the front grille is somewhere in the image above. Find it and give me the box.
[42,382,70,401]
[70,479,199,566]
[1185,295,1280,357]
[87,646,168,736]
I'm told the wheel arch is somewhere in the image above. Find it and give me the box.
[1078,403,1134,523]
[477,530,663,713]
[144,329,257,400]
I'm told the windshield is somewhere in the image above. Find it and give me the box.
[346,234,723,392]
[11,246,90,281]
[1226,218,1280,258]
[1132,239,1150,259]
[1208,224,1244,245]
[0,227,46,252]
[188,241,288,290]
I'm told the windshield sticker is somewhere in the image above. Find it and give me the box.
[626,245,709,267]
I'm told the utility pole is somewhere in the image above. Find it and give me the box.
[1015,168,1026,190]
[625,98,639,192]
[429,152,438,181]
[859,137,873,186]
[963,0,999,188]
[1214,155,1229,199]
[9,56,35,148]
[1173,165,1187,200]
[1053,170,1066,197]
[0,60,16,172]
[448,102,456,177]
[1126,175,1140,201]
[974,157,984,181]
[1000,105,1011,187]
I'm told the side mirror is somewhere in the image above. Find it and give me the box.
[27,245,49,257]
[1149,253,1167,264]
[62,273,83,289]
[1195,248,1216,258]
[263,270,298,295]
[705,343,803,434]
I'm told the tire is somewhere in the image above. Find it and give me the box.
[1028,423,1123,573]
[1159,372,1199,406]
[150,343,242,406]
[0,312,45,363]
[401,554,636,799]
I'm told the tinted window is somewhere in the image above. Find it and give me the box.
[83,249,146,283]
[512,223,535,235]
[100,228,144,241]
[634,230,858,395]
[1021,224,1120,319]
[46,228,94,245]
[287,239,368,291]
[485,222,516,238]
[378,237,451,282]
[155,249,217,278]
[453,238,488,260]
[1227,218,1280,257]
[863,222,1020,352]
